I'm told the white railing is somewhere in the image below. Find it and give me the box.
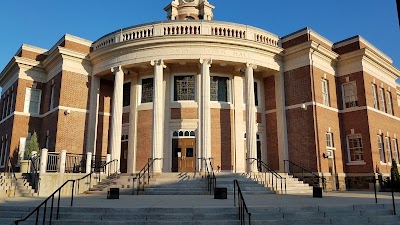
[93,21,280,50]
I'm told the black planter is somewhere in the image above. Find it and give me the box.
[313,187,323,198]
[214,187,228,199]
[107,188,119,199]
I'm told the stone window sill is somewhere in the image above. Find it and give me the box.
[346,161,366,166]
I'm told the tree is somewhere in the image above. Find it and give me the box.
[24,131,39,159]
[391,160,400,191]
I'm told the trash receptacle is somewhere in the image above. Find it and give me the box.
[214,187,227,199]
[313,186,322,198]
[107,188,119,199]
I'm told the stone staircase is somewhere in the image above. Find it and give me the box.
[0,173,36,198]
[87,172,314,195]
[251,172,314,194]
[2,203,400,225]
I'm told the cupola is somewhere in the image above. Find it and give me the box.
[164,0,215,20]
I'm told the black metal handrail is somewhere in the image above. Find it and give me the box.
[234,180,251,225]
[283,160,326,189]
[132,158,162,195]
[29,156,40,195]
[248,158,286,194]
[15,159,119,225]
[208,158,216,195]
[6,156,17,197]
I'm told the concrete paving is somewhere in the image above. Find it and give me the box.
[0,191,399,209]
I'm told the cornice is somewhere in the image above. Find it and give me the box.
[281,28,333,49]
[64,34,93,47]
[283,41,338,61]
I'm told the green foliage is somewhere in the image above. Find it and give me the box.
[24,131,39,159]
[391,160,400,191]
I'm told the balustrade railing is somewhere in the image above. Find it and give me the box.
[93,21,280,50]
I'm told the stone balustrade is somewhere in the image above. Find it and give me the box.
[93,21,280,50]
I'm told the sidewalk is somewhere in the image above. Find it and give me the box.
[1,191,399,209]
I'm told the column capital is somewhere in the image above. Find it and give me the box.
[199,59,212,67]
[151,59,167,68]
[111,65,123,74]
[246,63,258,70]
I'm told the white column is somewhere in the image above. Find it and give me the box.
[86,75,100,156]
[105,154,111,175]
[86,152,92,174]
[275,71,289,172]
[233,76,245,173]
[110,66,124,173]
[59,150,67,174]
[39,148,48,175]
[151,60,166,173]
[127,73,138,174]
[245,63,258,173]
[199,59,212,171]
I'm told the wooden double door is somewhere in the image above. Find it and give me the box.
[172,138,195,172]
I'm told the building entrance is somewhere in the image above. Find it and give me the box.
[172,138,196,172]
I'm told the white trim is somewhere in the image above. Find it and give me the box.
[265,109,277,114]
[342,81,358,109]
[24,88,42,115]
[346,161,366,166]
[346,133,363,163]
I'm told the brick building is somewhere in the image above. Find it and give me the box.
[0,0,399,190]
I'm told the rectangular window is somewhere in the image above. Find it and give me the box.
[50,81,55,110]
[347,134,363,162]
[398,95,400,107]
[5,91,10,117]
[24,88,42,114]
[326,132,334,148]
[1,96,5,119]
[123,82,131,106]
[174,75,195,101]
[394,139,399,164]
[372,84,378,109]
[0,135,8,167]
[378,135,385,163]
[379,88,386,112]
[322,79,330,106]
[387,92,393,115]
[386,137,392,163]
[141,78,154,103]
[9,88,14,114]
[254,82,259,106]
[342,82,358,108]
[45,130,50,149]
[0,137,4,168]
[210,76,229,102]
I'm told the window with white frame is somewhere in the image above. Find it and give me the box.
[393,139,399,164]
[50,80,55,110]
[379,88,386,112]
[397,95,400,107]
[342,82,358,108]
[141,78,154,104]
[0,135,8,167]
[5,91,10,117]
[1,96,5,119]
[387,92,393,115]
[322,79,330,106]
[378,134,385,163]
[174,75,195,101]
[123,82,131,106]
[210,76,229,102]
[0,137,4,167]
[24,88,42,114]
[326,132,334,148]
[9,87,14,114]
[372,84,378,109]
[386,137,392,163]
[347,134,363,162]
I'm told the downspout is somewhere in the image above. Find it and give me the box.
[309,34,323,181]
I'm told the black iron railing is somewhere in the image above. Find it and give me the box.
[198,157,216,195]
[15,159,119,225]
[6,156,17,197]
[132,158,162,195]
[234,180,251,225]
[65,153,87,173]
[29,156,40,195]
[248,158,286,194]
[283,160,326,189]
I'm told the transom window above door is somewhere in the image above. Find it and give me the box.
[174,75,195,101]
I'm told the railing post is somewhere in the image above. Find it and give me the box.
[59,150,67,174]
[86,152,92,174]
[39,149,48,175]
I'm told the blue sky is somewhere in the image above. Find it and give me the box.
[0,0,399,90]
